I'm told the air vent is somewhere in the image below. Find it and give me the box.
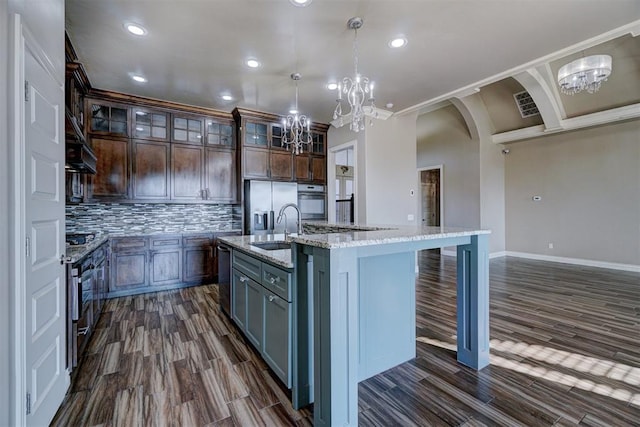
[513,91,540,118]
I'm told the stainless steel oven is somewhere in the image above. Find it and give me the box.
[298,184,327,220]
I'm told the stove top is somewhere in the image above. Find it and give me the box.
[66,233,95,246]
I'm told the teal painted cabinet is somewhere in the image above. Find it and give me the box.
[230,249,293,388]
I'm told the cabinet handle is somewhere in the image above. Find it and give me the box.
[268,295,275,302]
[77,326,90,336]
[269,277,276,284]
[239,276,248,283]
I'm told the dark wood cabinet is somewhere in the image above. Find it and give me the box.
[149,235,183,287]
[89,137,129,199]
[132,107,169,141]
[183,234,213,284]
[110,237,149,295]
[294,154,311,181]
[310,156,326,184]
[205,147,237,202]
[270,151,293,181]
[243,146,269,179]
[172,113,204,145]
[87,100,129,137]
[171,144,204,200]
[132,140,170,200]
[205,118,234,147]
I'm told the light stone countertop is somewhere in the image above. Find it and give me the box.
[219,224,491,268]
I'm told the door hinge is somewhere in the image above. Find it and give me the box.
[25,236,30,258]
[26,392,31,415]
[24,80,30,102]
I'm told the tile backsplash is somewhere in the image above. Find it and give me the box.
[66,203,242,234]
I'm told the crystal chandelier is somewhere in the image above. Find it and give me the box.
[557,54,612,95]
[333,17,378,132]
[282,73,312,155]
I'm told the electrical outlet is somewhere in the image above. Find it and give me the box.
[407,214,414,221]
[548,243,554,249]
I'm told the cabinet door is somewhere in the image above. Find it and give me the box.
[110,251,148,292]
[243,121,268,147]
[172,114,204,145]
[132,108,168,141]
[243,147,269,179]
[310,156,326,184]
[150,248,183,286]
[294,154,311,182]
[90,137,129,199]
[263,292,291,387]
[270,151,293,181]
[205,119,234,147]
[183,245,213,284]
[205,147,237,202]
[232,269,248,330]
[245,279,264,350]
[132,140,170,200]
[171,144,204,200]
[88,101,128,136]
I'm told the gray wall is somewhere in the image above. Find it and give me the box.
[506,119,640,265]
[1,0,10,423]
[416,105,481,229]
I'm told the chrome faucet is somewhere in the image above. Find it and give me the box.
[277,203,303,236]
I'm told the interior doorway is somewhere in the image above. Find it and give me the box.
[421,168,441,227]
[334,147,354,223]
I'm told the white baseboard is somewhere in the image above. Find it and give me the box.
[504,251,640,273]
[439,249,639,272]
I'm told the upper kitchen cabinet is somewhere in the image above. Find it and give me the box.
[205,118,235,147]
[87,99,129,137]
[172,113,204,145]
[132,107,169,141]
[88,136,130,200]
[132,139,170,200]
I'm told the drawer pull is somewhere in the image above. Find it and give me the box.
[239,276,248,283]
[269,277,276,284]
[268,295,276,302]
[77,326,90,336]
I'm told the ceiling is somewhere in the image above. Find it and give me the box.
[65,0,640,124]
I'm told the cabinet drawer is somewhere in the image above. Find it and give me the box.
[111,237,148,252]
[150,235,181,248]
[262,263,291,302]
[233,250,262,283]
[182,234,212,247]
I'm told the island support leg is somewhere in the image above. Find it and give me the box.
[313,247,359,427]
[456,234,490,370]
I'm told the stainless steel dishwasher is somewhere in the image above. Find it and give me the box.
[217,243,232,317]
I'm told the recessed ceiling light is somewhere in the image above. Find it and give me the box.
[385,103,394,109]
[289,0,313,6]
[221,94,233,101]
[327,82,338,91]
[389,37,408,48]
[124,23,147,36]
[246,59,260,68]
[132,75,147,83]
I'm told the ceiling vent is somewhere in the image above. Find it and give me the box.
[513,91,540,118]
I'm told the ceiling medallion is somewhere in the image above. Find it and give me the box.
[333,17,378,132]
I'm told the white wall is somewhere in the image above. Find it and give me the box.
[329,114,419,226]
[416,105,481,229]
[506,119,640,266]
[1,0,10,424]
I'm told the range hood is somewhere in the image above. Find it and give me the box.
[65,108,96,174]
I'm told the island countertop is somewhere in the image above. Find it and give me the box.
[218,224,490,268]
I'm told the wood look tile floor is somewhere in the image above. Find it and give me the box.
[52,252,640,426]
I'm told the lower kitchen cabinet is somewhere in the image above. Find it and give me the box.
[231,250,292,387]
[108,231,239,297]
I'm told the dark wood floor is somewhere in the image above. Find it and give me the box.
[52,253,640,426]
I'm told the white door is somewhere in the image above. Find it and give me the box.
[21,26,68,425]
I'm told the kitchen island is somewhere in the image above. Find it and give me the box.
[221,224,491,427]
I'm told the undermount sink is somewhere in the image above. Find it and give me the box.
[250,241,291,251]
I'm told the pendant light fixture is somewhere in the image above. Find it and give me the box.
[333,17,378,132]
[283,73,312,155]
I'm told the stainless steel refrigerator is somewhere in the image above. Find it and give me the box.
[244,180,298,235]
